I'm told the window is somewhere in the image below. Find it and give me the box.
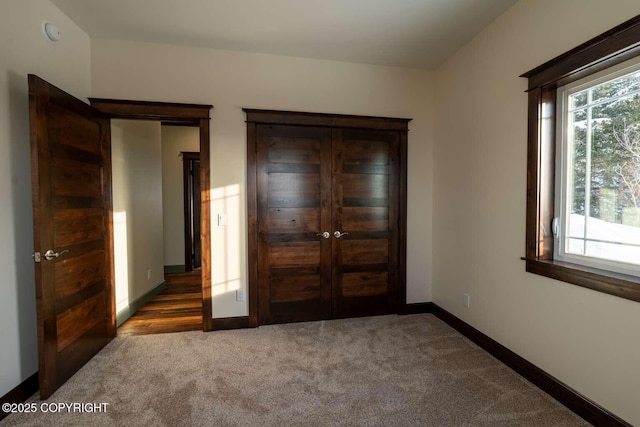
[556,59,640,276]
[521,15,640,303]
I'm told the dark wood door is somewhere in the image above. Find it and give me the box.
[332,128,400,317]
[256,124,333,324]
[29,75,115,398]
[183,152,201,271]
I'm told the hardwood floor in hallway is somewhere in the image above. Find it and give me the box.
[118,271,203,336]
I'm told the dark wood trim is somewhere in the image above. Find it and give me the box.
[526,259,640,303]
[89,99,214,331]
[521,15,640,90]
[431,305,632,427]
[401,302,434,314]
[0,372,39,421]
[182,152,200,272]
[398,129,409,311]
[521,16,640,303]
[246,122,259,328]
[89,98,212,122]
[243,109,411,131]
[210,316,252,331]
[199,118,213,331]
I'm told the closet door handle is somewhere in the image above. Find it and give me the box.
[316,231,330,239]
[334,231,349,239]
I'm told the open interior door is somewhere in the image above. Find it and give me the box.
[29,75,115,399]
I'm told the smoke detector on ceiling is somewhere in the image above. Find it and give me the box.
[41,21,61,42]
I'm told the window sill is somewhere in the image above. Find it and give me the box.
[524,258,640,303]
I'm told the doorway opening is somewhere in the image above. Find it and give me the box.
[89,98,214,333]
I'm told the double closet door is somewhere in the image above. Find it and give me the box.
[246,110,410,325]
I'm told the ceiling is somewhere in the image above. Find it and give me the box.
[51,0,518,69]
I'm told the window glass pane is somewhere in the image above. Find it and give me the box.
[571,91,588,109]
[564,71,640,268]
[568,109,587,220]
[591,69,640,102]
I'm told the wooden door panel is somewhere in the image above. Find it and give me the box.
[54,250,106,299]
[47,103,102,153]
[257,125,332,324]
[342,207,389,231]
[342,174,389,199]
[343,139,390,165]
[51,158,102,197]
[267,208,321,233]
[269,242,320,266]
[53,209,104,247]
[29,75,115,399]
[267,137,321,163]
[56,291,107,352]
[333,128,400,317]
[270,275,322,303]
[341,240,388,264]
[269,173,321,203]
[342,272,388,297]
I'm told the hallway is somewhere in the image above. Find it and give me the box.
[118,271,203,336]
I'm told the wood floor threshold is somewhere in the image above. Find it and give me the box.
[118,272,203,336]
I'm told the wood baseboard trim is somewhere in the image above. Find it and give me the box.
[116,281,166,327]
[0,372,38,421]
[210,316,252,331]
[431,304,631,427]
[401,302,435,314]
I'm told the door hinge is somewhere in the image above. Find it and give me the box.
[33,252,41,263]
[552,217,560,239]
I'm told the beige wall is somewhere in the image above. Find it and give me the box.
[91,40,435,318]
[161,126,200,267]
[112,120,165,314]
[0,0,91,396]
[433,0,640,424]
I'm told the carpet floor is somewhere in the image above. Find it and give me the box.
[1,314,587,426]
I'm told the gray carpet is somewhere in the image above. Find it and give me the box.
[2,314,587,426]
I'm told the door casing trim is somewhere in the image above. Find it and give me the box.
[89,98,214,331]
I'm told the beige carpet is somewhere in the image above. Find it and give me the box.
[2,314,587,426]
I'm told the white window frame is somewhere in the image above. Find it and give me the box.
[555,56,640,277]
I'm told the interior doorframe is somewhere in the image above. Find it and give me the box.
[89,98,214,331]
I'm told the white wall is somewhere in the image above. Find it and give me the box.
[0,0,91,397]
[91,41,434,318]
[161,125,200,268]
[111,120,164,314]
[433,1,640,424]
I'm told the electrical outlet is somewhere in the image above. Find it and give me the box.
[147,269,151,280]
[463,293,471,308]
[236,289,245,302]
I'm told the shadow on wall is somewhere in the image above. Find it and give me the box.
[7,70,38,379]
